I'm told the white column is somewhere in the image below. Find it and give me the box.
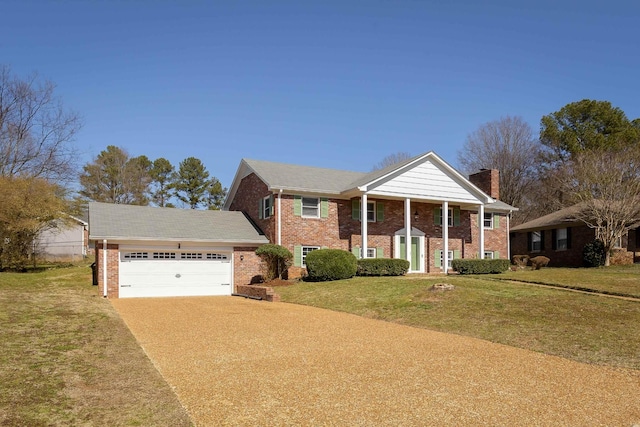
[506,212,511,261]
[405,198,411,271]
[361,193,368,259]
[102,239,108,297]
[479,204,485,259]
[277,190,282,245]
[442,201,449,274]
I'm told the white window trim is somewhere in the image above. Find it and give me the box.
[367,201,376,222]
[359,247,376,258]
[302,246,320,266]
[263,195,272,218]
[484,251,494,259]
[483,212,493,229]
[302,197,320,218]
[440,250,454,268]
[556,228,568,251]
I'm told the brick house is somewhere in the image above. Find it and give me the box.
[224,151,516,276]
[510,204,640,267]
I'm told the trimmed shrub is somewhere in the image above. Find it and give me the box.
[529,256,550,270]
[583,239,606,267]
[305,249,357,281]
[255,244,293,281]
[451,258,511,274]
[357,258,410,276]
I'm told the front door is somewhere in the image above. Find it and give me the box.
[399,236,420,271]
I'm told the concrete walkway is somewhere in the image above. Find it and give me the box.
[112,297,640,426]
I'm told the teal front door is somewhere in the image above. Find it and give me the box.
[399,236,420,271]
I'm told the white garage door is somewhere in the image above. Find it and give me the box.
[119,250,232,298]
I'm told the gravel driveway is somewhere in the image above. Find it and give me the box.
[112,297,640,426]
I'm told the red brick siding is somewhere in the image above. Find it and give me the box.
[95,242,119,298]
[228,173,275,242]
[233,247,266,288]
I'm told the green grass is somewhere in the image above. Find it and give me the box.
[0,263,192,427]
[489,264,640,298]
[275,271,640,370]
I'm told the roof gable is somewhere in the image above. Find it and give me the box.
[89,202,268,244]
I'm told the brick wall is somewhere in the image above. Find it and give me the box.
[228,173,275,242]
[95,242,119,298]
[510,225,596,267]
[233,247,266,288]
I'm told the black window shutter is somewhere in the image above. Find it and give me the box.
[527,232,532,252]
[551,229,557,250]
[540,230,545,251]
[567,227,572,249]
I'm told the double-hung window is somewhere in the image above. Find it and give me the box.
[531,231,542,252]
[302,197,320,218]
[484,213,493,229]
[484,251,494,259]
[302,246,320,266]
[555,228,568,250]
[263,195,272,218]
[440,250,454,268]
[367,202,376,222]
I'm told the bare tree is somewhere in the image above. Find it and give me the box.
[372,152,412,171]
[0,66,82,182]
[558,148,640,266]
[457,116,539,221]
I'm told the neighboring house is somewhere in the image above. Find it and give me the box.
[224,151,517,276]
[35,215,89,261]
[510,204,639,267]
[89,202,269,298]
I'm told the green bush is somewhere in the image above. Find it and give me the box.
[255,244,293,281]
[583,239,606,267]
[451,258,511,274]
[356,258,410,276]
[305,249,357,281]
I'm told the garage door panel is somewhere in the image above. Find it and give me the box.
[119,254,232,298]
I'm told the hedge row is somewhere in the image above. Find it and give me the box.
[451,258,510,274]
[356,258,410,276]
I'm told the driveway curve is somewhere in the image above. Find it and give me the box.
[112,297,640,426]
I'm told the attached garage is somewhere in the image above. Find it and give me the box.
[89,202,269,298]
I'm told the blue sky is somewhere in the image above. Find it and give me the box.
[3,0,639,189]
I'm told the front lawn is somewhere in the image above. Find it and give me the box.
[0,264,192,426]
[490,264,640,298]
[276,272,640,370]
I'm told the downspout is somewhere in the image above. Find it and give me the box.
[443,201,449,274]
[479,205,485,259]
[361,193,368,258]
[277,189,282,245]
[102,239,108,297]
[507,211,512,261]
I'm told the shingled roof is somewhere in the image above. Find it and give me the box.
[89,202,269,244]
[510,204,584,232]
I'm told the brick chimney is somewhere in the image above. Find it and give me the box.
[469,169,500,199]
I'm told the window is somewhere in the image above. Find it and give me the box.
[302,197,319,218]
[531,232,542,252]
[367,202,376,222]
[555,228,568,250]
[123,252,148,260]
[181,252,203,259]
[484,251,494,259]
[440,250,454,268]
[435,208,456,227]
[262,195,272,218]
[301,246,320,266]
[153,252,176,259]
[484,213,493,229]
[206,253,228,260]
[613,235,623,248]
[359,247,376,258]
